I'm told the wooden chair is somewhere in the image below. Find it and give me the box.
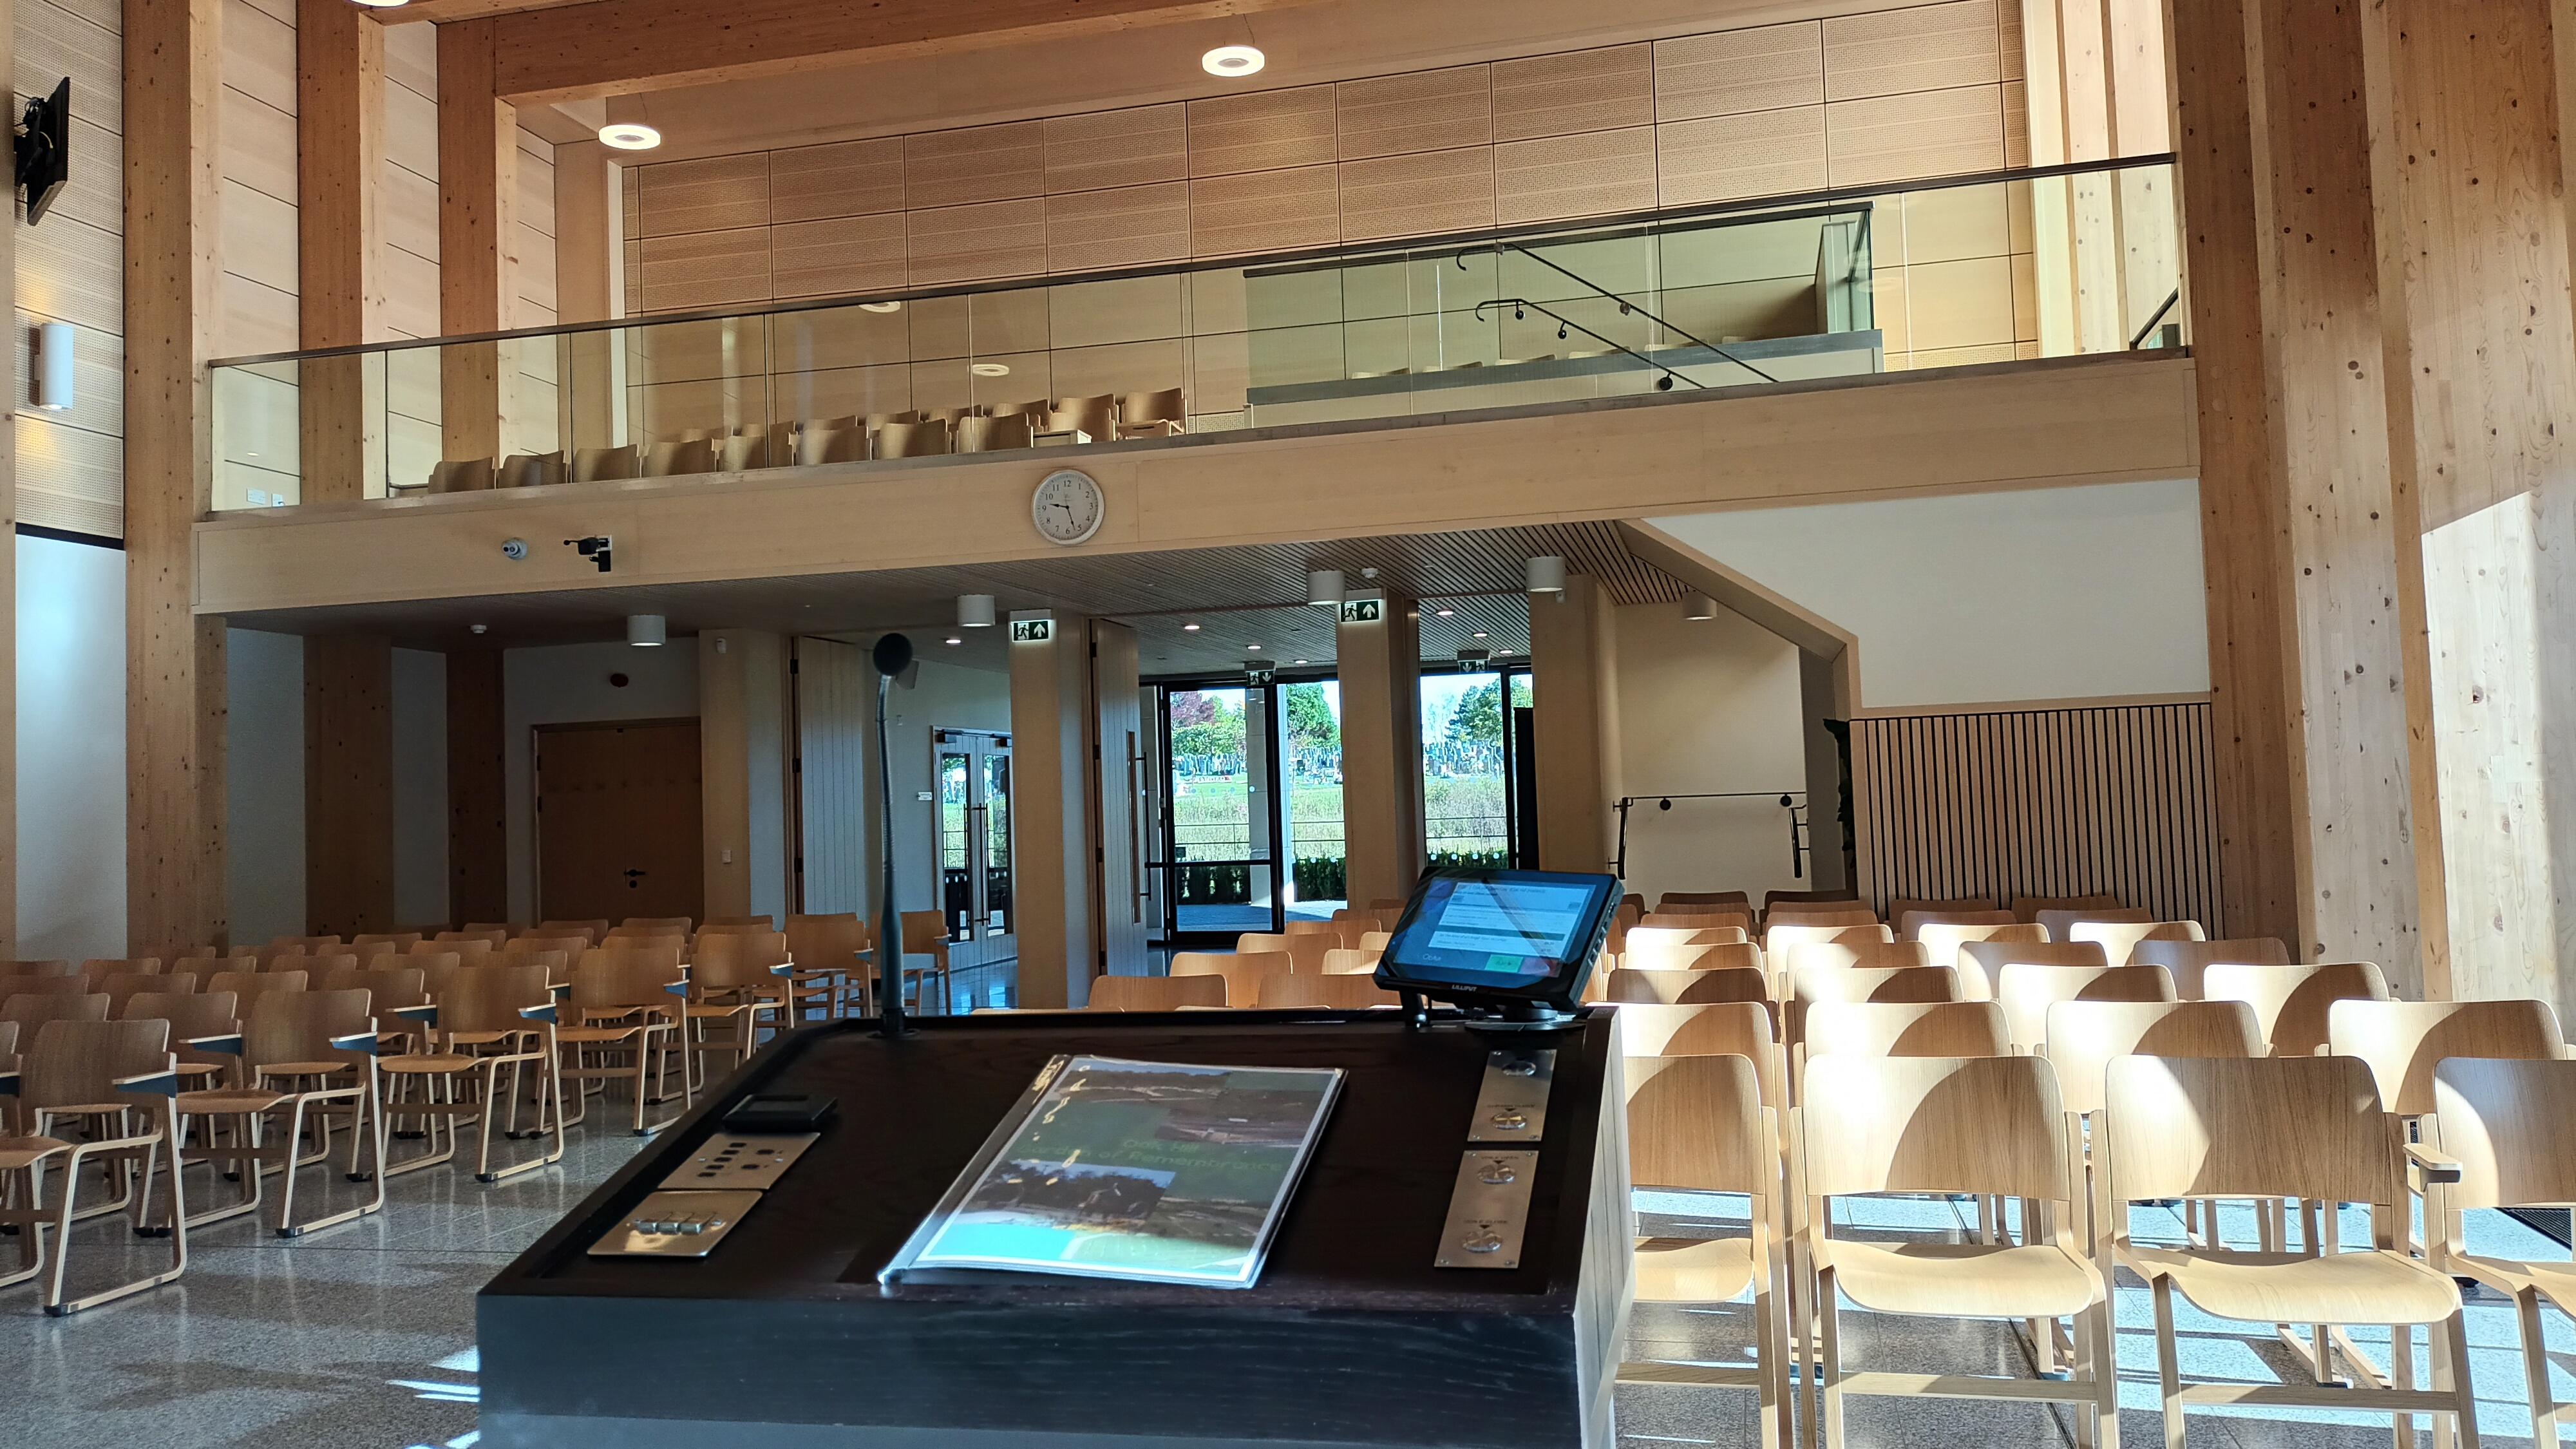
[1764,904,1880,927]
[2130,936,2292,998]
[1885,897,1998,934]
[1117,388,1186,439]
[1608,966,1769,1007]
[1256,974,1399,1009]
[1785,966,1959,1094]
[1047,395,1117,441]
[77,958,162,987]
[1318,949,1381,975]
[2069,918,2204,965]
[1,960,76,977]
[437,928,511,951]
[208,970,309,1010]
[425,458,495,493]
[956,413,1034,453]
[376,963,564,1183]
[784,913,872,1021]
[1643,910,1755,934]
[1915,920,2041,974]
[1956,939,2107,1003]
[2011,892,2122,924]
[2204,960,2390,1057]
[269,952,360,980]
[706,916,777,930]
[102,972,188,1020]
[892,911,952,1014]
[1171,951,1291,1008]
[875,421,951,459]
[1658,890,1752,910]
[2102,1054,2477,1449]
[325,965,432,1054]
[495,451,565,489]
[2427,1057,2576,1446]
[1777,940,1927,998]
[1625,925,1748,952]
[538,920,611,947]
[0,1019,187,1314]
[2043,999,2264,1253]
[1995,962,2177,1056]
[1763,923,1891,959]
[558,952,690,1134]
[620,916,695,936]
[130,991,240,1094]
[352,933,423,955]
[2329,997,2564,1122]
[1358,930,1392,955]
[1240,931,1332,974]
[793,427,866,466]
[687,932,792,1075]
[1763,889,1859,911]
[1624,940,1759,974]
[1797,1054,2117,1448]
[2038,906,2153,941]
[1088,975,1227,1010]
[1616,1053,1790,1448]
[5,992,109,1032]
[642,439,719,477]
[1803,1001,2009,1063]
[1895,907,2015,940]
[161,989,386,1236]
[2,978,104,1008]
[571,445,639,482]
[717,427,784,471]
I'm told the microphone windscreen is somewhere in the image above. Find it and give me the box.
[872,632,914,677]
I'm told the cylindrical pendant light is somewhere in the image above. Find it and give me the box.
[1307,568,1345,607]
[1525,555,1567,594]
[626,614,667,647]
[958,594,997,629]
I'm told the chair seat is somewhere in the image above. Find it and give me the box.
[0,1135,74,1171]
[2450,1254,2576,1318]
[2125,1246,2461,1326]
[173,1062,222,1079]
[558,1025,647,1045]
[1817,1238,2102,1318]
[176,1088,287,1115]
[379,1054,478,1074]
[1634,1235,1759,1304]
[259,1061,357,1079]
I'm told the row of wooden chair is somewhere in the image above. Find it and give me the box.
[1087,971,1399,1011]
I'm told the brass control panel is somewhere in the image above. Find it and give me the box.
[1439,1049,1556,1269]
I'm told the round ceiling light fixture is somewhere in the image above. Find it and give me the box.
[1183,622,1202,632]
[970,361,1012,377]
[599,122,663,152]
[1202,43,1265,78]
[946,636,964,646]
[350,0,410,8]
[858,301,904,314]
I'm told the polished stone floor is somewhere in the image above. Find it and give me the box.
[8,1113,2571,1448]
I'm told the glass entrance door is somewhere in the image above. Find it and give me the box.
[1157,682,1281,945]
[935,729,1014,971]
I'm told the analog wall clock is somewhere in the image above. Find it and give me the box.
[1032,468,1106,546]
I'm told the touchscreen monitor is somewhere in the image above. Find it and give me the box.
[1375,868,1618,1011]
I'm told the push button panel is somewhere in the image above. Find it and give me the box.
[1465,1049,1554,1142]
[655,1132,819,1191]
[589,1190,764,1258]
[1435,1150,1540,1269]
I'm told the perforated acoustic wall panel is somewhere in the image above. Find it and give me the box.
[17,0,126,538]
[1849,699,2222,927]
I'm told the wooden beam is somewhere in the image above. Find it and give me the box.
[437,17,517,465]
[1527,575,1618,875]
[305,635,396,936]
[298,0,383,504]
[376,0,591,24]
[1008,615,1098,1009]
[488,0,1336,104]
[1336,592,1424,911]
[448,649,507,925]
[127,0,230,954]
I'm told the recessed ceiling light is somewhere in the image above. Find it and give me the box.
[1246,643,1262,651]
[1202,44,1265,77]
[858,301,904,314]
[1293,659,1309,665]
[970,361,1012,377]
[1473,631,1489,639]
[1435,608,1455,618]
[350,0,408,7]
[946,636,963,645]
[598,122,662,151]
[1183,623,1201,632]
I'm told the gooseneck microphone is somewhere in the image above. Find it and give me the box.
[872,633,915,1037]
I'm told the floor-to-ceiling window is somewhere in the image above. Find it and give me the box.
[1158,681,1280,942]
[1420,666,1533,869]
[1280,679,1345,916]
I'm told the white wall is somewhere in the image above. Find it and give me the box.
[1650,478,2211,709]
[1611,599,1810,908]
[503,639,699,923]
[226,627,306,947]
[390,648,450,929]
[19,536,126,959]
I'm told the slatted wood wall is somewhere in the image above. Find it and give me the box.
[18,0,126,538]
[1850,699,2223,925]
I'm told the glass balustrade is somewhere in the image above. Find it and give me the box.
[207,156,2180,511]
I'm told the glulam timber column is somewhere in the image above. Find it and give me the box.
[1009,614,1097,1009]
[126,0,229,954]
[296,0,381,502]
[435,18,516,470]
[2365,0,2576,1013]
[1336,592,1424,911]
[700,630,791,926]
[306,636,396,936]
[1526,576,1619,875]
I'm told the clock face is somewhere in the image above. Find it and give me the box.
[1032,468,1106,546]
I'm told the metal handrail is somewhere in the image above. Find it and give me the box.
[2128,287,2183,349]
[1469,298,1710,391]
[1464,242,1783,384]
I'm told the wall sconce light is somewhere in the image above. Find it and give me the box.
[33,321,73,411]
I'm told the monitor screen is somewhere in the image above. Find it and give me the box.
[1377,869,1618,1006]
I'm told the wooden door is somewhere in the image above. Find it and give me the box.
[536,719,706,924]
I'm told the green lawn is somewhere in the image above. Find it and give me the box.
[1171,774,1510,859]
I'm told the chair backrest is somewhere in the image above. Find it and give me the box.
[1257,974,1399,1009]
[1783,939,1929,978]
[350,934,417,957]
[1625,925,1748,952]
[1765,904,1880,927]
[1887,897,1998,931]
[2041,999,2263,1116]
[2069,918,2205,964]
[1765,889,1861,910]
[571,445,640,482]
[79,958,164,987]
[2012,892,2123,923]
[1787,965,1960,1052]
[0,974,97,1000]
[571,953,687,1011]
[1800,1054,2070,1202]
[1627,1053,1768,1195]
[2326,998,2564,1116]
[717,432,779,471]
[1897,907,2016,940]
[1764,922,1894,956]
[896,911,949,955]
[1996,962,2176,1054]
[1358,930,1392,954]
[1957,938,2107,1001]
[2130,936,2293,998]
[581,939,685,972]
[1624,940,1759,974]
[956,413,1034,453]
[1049,395,1117,437]
[875,421,950,458]
[1119,388,1185,428]
[643,439,719,477]
[862,410,923,430]
[2038,905,2153,941]
[1805,1001,2009,1061]
[1238,932,1329,972]
[2432,1056,2576,1211]
[694,931,791,989]
[0,1020,13,1057]
[1915,920,2043,973]
[442,963,556,1034]
[2103,1054,2395,1208]
[130,990,236,1041]
[436,928,511,951]
[21,1018,174,1112]
[794,426,866,466]
[537,920,611,946]
[429,458,495,493]
[1170,951,1290,1005]
[4,992,110,1032]
[269,951,361,978]
[784,914,870,974]
[104,972,189,1018]
[2,958,76,977]
[495,451,565,489]
[1088,974,1227,1010]
[2204,960,2390,1056]
[1658,891,1750,909]
[1642,909,1754,933]
[620,916,696,935]
[1319,948,1380,974]
[1607,965,1769,1006]
[412,952,471,1001]
[210,969,308,1003]
[706,915,777,929]
[325,965,428,1010]
[243,989,375,1073]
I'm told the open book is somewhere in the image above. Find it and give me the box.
[882,1055,1343,1289]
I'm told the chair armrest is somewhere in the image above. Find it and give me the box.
[187,1033,245,1055]
[0,1069,17,1097]
[115,1068,182,1097]
[769,963,793,977]
[2405,1142,2463,1185]
[391,1004,439,1025]
[518,1003,558,1025]
[330,1030,381,1056]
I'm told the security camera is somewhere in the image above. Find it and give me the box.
[565,535,613,573]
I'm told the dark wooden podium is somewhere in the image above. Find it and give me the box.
[479,1010,1633,1448]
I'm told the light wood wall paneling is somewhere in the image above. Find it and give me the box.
[2242,0,2425,983]
[296,0,381,504]
[1007,614,1099,1009]
[2364,0,2576,1015]
[446,648,506,925]
[790,638,871,917]
[436,17,516,464]
[1336,592,1425,911]
[2163,0,2302,953]
[128,0,231,952]
[1090,620,1148,976]
[697,629,790,923]
[305,635,397,934]
[1528,574,1617,873]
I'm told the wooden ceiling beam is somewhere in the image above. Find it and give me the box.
[478,0,1334,104]
[372,0,590,24]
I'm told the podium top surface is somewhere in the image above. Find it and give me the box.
[486,1009,1617,1316]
